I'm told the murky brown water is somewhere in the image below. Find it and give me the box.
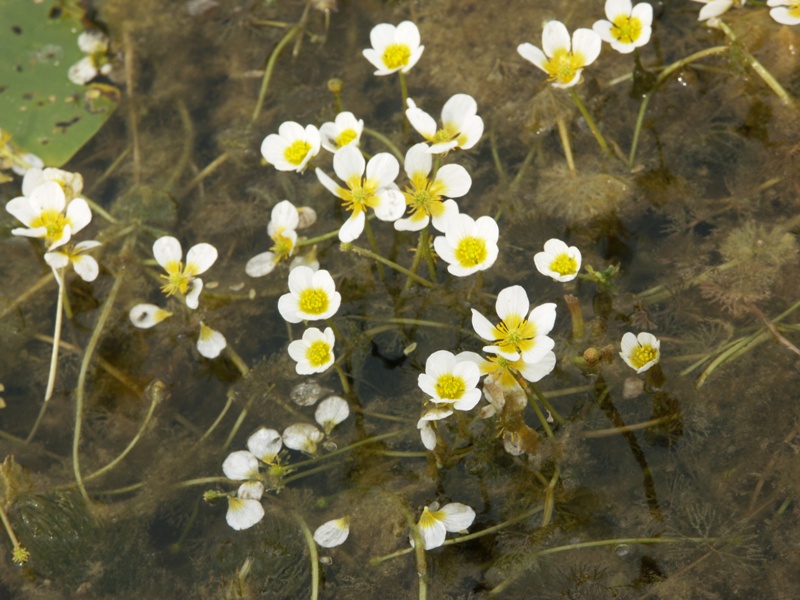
[2,0,800,598]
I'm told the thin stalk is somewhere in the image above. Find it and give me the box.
[73,266,126,504]
[291,511,319,600]
[401,229,428,296]
[541,466,560,527]
[489,125,508,186]
[341,243,435,287]
[0,504,28,564]
[399,71,410,137]
[297,227,341,247]
[197,389,236,445]
[83,380,165,482]
[569,89,610,156]
[26,272,65,442]
[528,381,565,426]
[333,363,351,395]
[290,430,405,469]
[178,152,229,200]
[363,218,386,281]
[250,25,300,125]
[362,127,404,162]
[556,118,576,173]
[223,389,258,451]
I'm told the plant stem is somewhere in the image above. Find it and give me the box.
[569,89,610,156]
[26,272,65,443]
[399,71,410,137]
[556,117,575,173]
[291,511,319,600]
[250,25,300,126]
[362,127,404,162]
[341,243,435,287]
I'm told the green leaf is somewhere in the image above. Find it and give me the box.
[0,0,119,167]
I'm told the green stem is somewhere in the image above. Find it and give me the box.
[290,430,405,469]
[528,382,565,425]
[291,511,319,600]
[197,389,236,445]
[362,127,404,162]
[341,243,435,287]
[250,26,300,126]
[297,228,341,247]
[73,264,126,504]
[399,71,410,137]
[569,88,610,156]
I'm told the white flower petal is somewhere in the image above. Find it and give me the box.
[247,428,283,462]
[197,322,227,358]
[542,20,571,57]
[223,450,259,480]
[246,251,279,277]
[153,236,183,269]
[226,497,265,530]
[129,303,172,329]
[314,517,351,548]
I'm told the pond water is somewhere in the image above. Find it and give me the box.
[2,0,800,598]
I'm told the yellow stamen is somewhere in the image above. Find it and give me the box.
[435,374,466,400]
[335,128,357,148]
[31,208,71,247]
[382,43,411,70]
[611,15,643,45]
[306,340,331,368]
[284,140,312,166]
[544,48,586,86]
[549,253,578,276]
[630,344,658,369]
[298,288,329,315]
[454,236,487,268]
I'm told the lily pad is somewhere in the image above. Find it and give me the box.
[0,0,119,167]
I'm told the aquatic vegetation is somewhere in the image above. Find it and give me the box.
[2,0,800,597]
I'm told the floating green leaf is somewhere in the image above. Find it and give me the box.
[0,0,119,167]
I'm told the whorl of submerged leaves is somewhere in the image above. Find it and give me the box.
[535,163,634,222]
[700,223,798,317]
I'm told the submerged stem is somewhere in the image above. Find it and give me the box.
[569,89,610,157]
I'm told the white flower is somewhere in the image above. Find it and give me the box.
[10,152,44,176]
[247,428,283,463]
[246,200,300,277]
[533,239,582,282]
[6,181,92,250]
[362,21,425,76]
[313,517,351,548]
[44,240,102,282]
[68,30,112,85]
[260,121,321,173]
[21,167,83,201]
[314,396,350,434]
[517,20,602,88]
[129,303,173,329]
[471,287,556,363]
[592,0,653,54]
[315,146,405,242]
[197,322,227,359]
[691,0,742,22]
[418,350,482,412]
[414,502,476,550]
[320,112,364,152]
[405,95,484,154]
[394,143,470,232]
[226,494,265,530]
[418,420,437,450]
[461,349,557,391]
[153,236,218,309]
[433,213,499,277]
[768,0,800,25]
[619,331,660,373]
[222,450,264,501]
[278,266,341,323]
[282,423,325,456]
[288,327,336,374]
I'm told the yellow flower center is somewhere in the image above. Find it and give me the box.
[306,340,332,369]
[382,43,411,70]
[611,14,643,44]
[284,140,312,166]
[335,128,358,148]
[630,344,658,369]
[790,4,800,17]
[435,374,466,400]
[271,230,295,259]
[419,507,443,530]
[404,174,444,218]
[544,48,586,86]
[31,208,71,247]
[454,236,487,268]
[160,261,192,297]
[549,253,578,276]
[495,315,537,354]
[298,288,330,316]
[431,125,458,144]
[341,176,378,214]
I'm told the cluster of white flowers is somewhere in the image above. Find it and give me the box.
[128,236,228,359]
[245,200,318,278]
[68,30,114,85]
[5,167,100,284]
[221,395,350,537]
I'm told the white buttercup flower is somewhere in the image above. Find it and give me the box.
[593,0,653,54]
[533,238,582,282]
[222,450,263,501]
[247,428,283,463]
[315,146,405,243]
[288,327,336,375]
[68,30,113,85]
[197,322,227,359]
[6,181,92,250]
[517,20,602,88]
[619,332,660,373]
[418,350,482,412]
[21,167,83,201]
[691,0,743,22]
[471,286,556,363]
[394,143,471,232]
[226,492,265,531]
[405,94,484,154]
[313,517,351,548]
[278,266,341,323]
[362,21,424,76]
[282,423,325,456]
[246,200,301,278]
[433,213,499,277]
[129,303,173,329]
[261,121,321,172]
[44,240,102,282]
[320,112,364,152]
[768,0,800,25]
[414,502,476,550]
[153,236,217,309]
[314,396,350,434]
